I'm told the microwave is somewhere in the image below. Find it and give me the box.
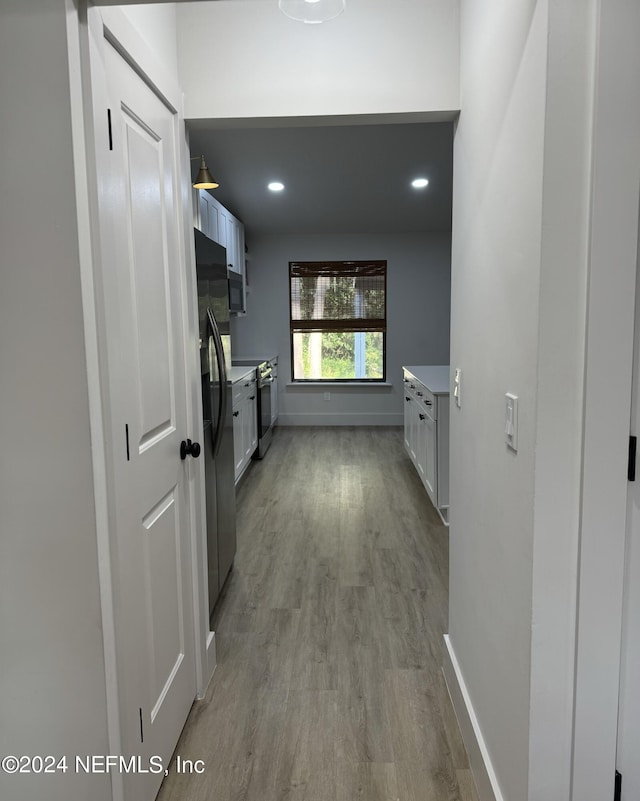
[228,270,245,313]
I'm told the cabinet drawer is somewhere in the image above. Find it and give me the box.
[416,387,436,419]
[403,371,437,419]
[403,374,420,402]
[232,375,256,407]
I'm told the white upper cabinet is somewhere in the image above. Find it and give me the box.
[193,189,247,311]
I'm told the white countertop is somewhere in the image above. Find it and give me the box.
[229,365,256,384]
[403,365,451,395]
[233,354,278,366]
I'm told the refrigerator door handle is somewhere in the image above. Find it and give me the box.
[207,308,228,459]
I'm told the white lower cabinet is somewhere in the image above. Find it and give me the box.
[270,356,279,427]
[232,372,258,483]
[402,366,450,524]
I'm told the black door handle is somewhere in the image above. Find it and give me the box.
[180,439,201,460]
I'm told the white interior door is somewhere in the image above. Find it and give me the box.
[617,207,640,800]
[96,33,196,801]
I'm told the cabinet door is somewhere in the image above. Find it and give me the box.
[416,410,428,483]
[226,215,237,273]
[234,219,245,278]
[244,385,258,462]
[410,397,420,465]
[198,191,209,236]
[404,390,413,455]
[424,413,437,502]
[205,196,219,243]
[216,204,228,249]
[193,187,201,230]
[270,370,278,427]
[233,402,244,481]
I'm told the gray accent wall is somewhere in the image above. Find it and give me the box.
[230,232,451,426]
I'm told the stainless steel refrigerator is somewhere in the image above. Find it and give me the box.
[195,228,237,622]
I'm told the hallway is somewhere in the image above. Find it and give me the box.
[157,427,477,801]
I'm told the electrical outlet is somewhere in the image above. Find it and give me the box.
[324,392,331,401]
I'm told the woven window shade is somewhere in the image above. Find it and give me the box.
[290,261,386,332]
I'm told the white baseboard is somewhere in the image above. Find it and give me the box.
[278,412,403,426]
[442,635,504,801]
[197,630,216,701]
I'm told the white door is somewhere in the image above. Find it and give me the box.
[617,211,640,800]
[96,35,196,801]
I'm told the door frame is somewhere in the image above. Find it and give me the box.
[72,6,214,798]
[71,0,640,796]
[572,0,640,798]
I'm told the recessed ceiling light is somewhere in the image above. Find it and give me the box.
[411,178,429,189]
[268,181,285,192]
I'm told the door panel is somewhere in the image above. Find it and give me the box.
[98,35,196,801]
[124,116,175,445]
[617,203,640,800]
[142,487,184,718]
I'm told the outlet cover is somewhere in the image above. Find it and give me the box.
[505,393,518,451]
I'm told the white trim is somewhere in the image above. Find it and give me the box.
[67,5,123,800]
[285,382,393,388]
[180,126,216,697]
[442,635,503,801]
[98,7,181,114]
[83,4,208,788]
[278,413,402,426]
[202,631,217,700]
[572,0,640,797]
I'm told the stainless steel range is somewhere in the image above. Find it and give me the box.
[255,360,274,458]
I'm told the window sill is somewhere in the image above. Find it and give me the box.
[286,382,393,388]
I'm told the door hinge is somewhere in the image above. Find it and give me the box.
[107,108,113,151]
[614,769,621,801]
[628,435,636,481]
[125,424,130,462]
[139,707,144,743]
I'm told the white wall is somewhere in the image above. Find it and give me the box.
[119,3,178,76]
[448,2,547,799]
[231,232,451,425]
[176,0,459,121]
[0,3,111,800]
[448,1,604,799]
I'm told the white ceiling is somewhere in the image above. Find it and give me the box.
[187,120,453,240]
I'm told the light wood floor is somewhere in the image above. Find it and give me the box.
[157,427,478,801]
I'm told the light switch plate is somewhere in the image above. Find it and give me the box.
[454,368,462,408]
[505,393,518,451]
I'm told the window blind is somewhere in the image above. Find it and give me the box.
[289,261,387,333]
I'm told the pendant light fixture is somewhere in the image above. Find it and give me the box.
[278,0,346,24]
[192,155,219,190]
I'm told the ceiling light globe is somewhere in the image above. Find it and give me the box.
[279,0,346,23]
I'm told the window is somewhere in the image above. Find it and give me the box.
[289,260,387,381]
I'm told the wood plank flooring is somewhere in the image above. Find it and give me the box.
[157,427,478,801]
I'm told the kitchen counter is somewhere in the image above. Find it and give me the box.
[233,354,278,365]
[403,365,450,395]
[229,366,256,384]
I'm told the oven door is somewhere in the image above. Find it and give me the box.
[256,374,273,458]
